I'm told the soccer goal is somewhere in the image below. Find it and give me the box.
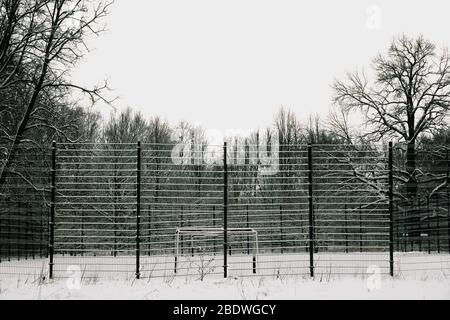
[174,227,259,274]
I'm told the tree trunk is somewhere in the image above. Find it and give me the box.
[406,140,418,198]
[0,2,60,189]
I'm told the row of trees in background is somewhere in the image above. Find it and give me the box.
[0,0,448,213]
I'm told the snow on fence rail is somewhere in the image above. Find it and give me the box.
[0,142,449,280]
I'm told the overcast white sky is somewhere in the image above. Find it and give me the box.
[72,0,450,134]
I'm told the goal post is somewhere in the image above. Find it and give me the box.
[174,227,259,274]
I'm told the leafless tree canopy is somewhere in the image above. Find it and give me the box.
[0,0,114,189]
[333,35,450,197]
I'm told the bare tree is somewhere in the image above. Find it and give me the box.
[333,35,450,198]
[0,0,114,187]
[328,107,353,144]
[274,107,303,194]
[275,107,302,145]
[102,108,147,144]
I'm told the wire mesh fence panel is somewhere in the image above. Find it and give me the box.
[53,143,138,280]
[0,144,51,279]
[140,142,225,279]
[227,143,310,277]
[393,144,450,277]
[311,144,391,275]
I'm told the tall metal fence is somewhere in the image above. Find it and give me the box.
[0,142,449,280]
[0,145,50,277]
[392,144,450,274]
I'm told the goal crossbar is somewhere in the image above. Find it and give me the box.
[176,227,257,235]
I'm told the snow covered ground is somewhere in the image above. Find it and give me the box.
[1,252,449,279]
[0,252,449,299]
[0,275,449,300]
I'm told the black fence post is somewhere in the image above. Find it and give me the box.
[246,204,249,255]
[8,212,11,261]
[49,140,56,280]
[25,209,28,260]
[448,184,450,255]
[17,202,20,259]
[359,204,363,253]
[148,205,151,256]
[136,141,141,280]
[0,211,2,263]
[402,202,406,252]
[80,210,84,257]
[223,142,228,278]
[40,211,43,258]
[395,211,399,252]
[213,205,216,255]
[393,202,398,252]
[192,231,195,257]
[344,203,348,254]
[447,149,450,254]
[427,197,431,254]
[418,198,422,252]
[388,141,394,277]
[448,188,450,255]
[113,209,117,257]
[280,205,283,254]
[174,231,178,274]
[180,205,184,255]
[436,197,440,254]
[307,144,314,278]
[406,200,410,252]
[30,209,34,259]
